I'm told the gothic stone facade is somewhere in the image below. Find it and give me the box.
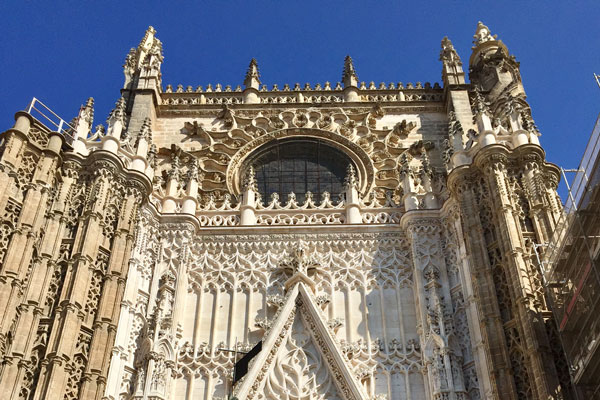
[0,23,573,400]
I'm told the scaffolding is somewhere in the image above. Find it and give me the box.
[543,112,600,398]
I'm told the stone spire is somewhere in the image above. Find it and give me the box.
[76,97,94,139]
[244,58,261,90]
[440,37,465,85]
[123,26,163,90]
[342,55,358,87]
[242,165,258,192]
[472,21,498,49]
[138,117,152,142]
[440,37,462,66]
[107,97,126,127]
[344,164,359,190]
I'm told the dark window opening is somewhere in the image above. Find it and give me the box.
[247,139,353,204]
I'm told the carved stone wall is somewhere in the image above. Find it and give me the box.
[0,22,576,400]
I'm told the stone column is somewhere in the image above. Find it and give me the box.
[447,169,516,399]
[240,166,257,226]
[402,214,467,400]
[0,113,33,224]
[399,154,419,211]
[79,183,145,400]
[102,98,126,154]
[161,155,180,214]
[477,150,558,399]
[0,132,66,397]
[33,163,115,400]
[181,160,199,215]
[344,164,361,224]
[0,131,62,342]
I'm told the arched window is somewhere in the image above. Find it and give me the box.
[246,139,353,204]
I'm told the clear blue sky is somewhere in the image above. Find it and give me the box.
[1,2,599,197]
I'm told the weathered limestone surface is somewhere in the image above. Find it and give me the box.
[0,22,573,400]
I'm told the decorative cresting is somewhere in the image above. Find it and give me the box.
[180,102,420,201]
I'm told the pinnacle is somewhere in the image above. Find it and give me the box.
[244,58,261,89]
[107,97,126,123]
[439,36,462,66]
[342,55,358,87]
[472,21,498,48]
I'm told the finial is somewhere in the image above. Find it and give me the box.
[472,86,491,116]
[167,152,181,181]
[440,37,462,66]
[344,164,359,190]
[472,21,498,48]
[139,117,152,142]
[147,143,158,168]
[82,97,94,125]
[243,165,258,192]
[421,148,432,176]
[244,58,261,90]
[342,55,358,87]
[187,158,200,182]
[107,97,126,125]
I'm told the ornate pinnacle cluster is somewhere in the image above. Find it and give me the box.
[167,153,181,181]
[187,158,200,182]
[472,21,497,48]
[242,165,258,192]
[447,111,464,138]
[440,37,462,66]
[399,153,411,177]
[107,97,126,124]
[244,58,261,89]
[342,55,358,87]
[138,117,152,142]
[82,97,94,125]
[344,164,359,190]
[472,87,491,116]
[421,149,432,176]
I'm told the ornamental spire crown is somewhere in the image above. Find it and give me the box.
[244,58,261,90]
[342,55,358,87]
[440,37,462,66]
[472,21,498,49]
[107,97,126,125]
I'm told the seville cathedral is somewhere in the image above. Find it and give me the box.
[0,21,583,400]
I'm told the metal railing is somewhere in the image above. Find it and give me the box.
[26,97,77,142]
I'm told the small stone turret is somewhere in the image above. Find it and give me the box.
[342,55,358,88]
[131,118,152,173]
[344,164,361,223]
[440,37,465,85]
[342,55,360,102]
[102,97,126,153]
[244,58,261,90]
[73,97,94,154]
[240,165,258,225]
[123,26,163,92]
[162,151,181,213]
[182,159,200,214]
[469,21,520,95]
[243,58,261,104]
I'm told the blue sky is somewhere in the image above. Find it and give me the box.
[1,2,599,197]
